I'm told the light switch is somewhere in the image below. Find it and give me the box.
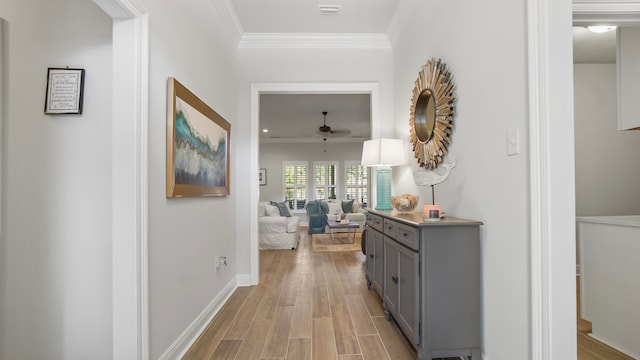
[507,129,520,156]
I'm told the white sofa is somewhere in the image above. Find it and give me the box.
[258,202,300,249]
[324,199,366,231]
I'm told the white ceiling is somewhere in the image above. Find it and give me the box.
[259,94,371,142]
[232,0,408,34]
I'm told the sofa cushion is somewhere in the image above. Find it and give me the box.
[270,201,292,217]
[326,200,343,216]
[265,203,281,217]
[352,201,362,213]
[341,199,354,213]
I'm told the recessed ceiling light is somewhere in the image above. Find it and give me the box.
[587,25,617,33]
[318,5,340,15]
[262,128,269,133]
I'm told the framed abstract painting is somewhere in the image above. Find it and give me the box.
[166,77,231,197]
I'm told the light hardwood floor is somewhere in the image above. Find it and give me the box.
[183,229,422,360]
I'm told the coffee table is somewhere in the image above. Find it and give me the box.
[327,219,359,243]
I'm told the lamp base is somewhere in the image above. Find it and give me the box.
[375,167,392,210]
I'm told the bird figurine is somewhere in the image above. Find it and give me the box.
[413,159,457,187]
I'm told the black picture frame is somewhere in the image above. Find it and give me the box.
[259,168,267,186]
[44,68,85,115]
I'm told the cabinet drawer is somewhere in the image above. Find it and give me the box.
[366,212,383,232]
[383,219,397,238]
[396,223,419,251]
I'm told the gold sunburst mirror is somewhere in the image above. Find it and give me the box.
[409,58,456,169]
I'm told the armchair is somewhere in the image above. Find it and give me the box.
[305,200,328,234]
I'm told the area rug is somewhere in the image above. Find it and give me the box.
[311,232,362,252]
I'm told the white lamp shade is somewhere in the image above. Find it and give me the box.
[361,138,406,167]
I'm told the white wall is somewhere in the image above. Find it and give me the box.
[574,64,640,216]
[391,1,533,358]
[259,142,363,202]
[236,47,393,278]
[0,0,114,359]
[140,0,238,358]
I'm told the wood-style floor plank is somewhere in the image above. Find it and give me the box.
[233,319,272,360]
[183,286,252,359]
[358,335,391,360]
[331,303,361,355]
[262,305,295,358]
[210,339,242,360]
[345,295,377,335]
[286,338,312,360]
[313,318,338,360]
[372,316,416,360]
[185,228,420,360]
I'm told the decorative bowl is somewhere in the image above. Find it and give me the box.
[391,194,419,213]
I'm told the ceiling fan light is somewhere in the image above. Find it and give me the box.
[587,25,617,33]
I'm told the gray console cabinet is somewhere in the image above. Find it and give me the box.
[365,210,482,360]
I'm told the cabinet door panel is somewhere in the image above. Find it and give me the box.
[397,244,420,345]
[383,237,398,314]
[365,228,375,280]
[373,230,384,291]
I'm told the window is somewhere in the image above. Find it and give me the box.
[345,161,368,207]
[314,161,338,200]
[284,161,307,210]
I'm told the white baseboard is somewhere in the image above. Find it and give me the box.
[236,273,254,286]
[158,278,238,360]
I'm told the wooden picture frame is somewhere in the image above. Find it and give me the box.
[166,77,231,197]
[44,67,85,115]
[259,168,267,186]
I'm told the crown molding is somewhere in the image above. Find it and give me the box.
[238,33,391,49]
[210,0,243,45]
[573,0,640,25]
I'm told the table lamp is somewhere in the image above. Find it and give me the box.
[361,138,406,210]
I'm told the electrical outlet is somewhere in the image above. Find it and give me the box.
[215,256,228,272]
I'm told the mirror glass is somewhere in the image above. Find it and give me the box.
[414,89,436,143]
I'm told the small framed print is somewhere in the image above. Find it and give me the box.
[259,168,267,186]
[44,68,85,115]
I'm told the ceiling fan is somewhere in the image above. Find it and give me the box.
[316,111,351,141]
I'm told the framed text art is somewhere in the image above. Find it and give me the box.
[259,168,267,186]
[166,77,231,197]
[44,68,85,115]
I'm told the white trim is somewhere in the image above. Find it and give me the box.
[528,0,552,359]
[250,82,381,284]
[160,279,238,360]
[236,274,253,286]
[211,0,243,45]
[573,0,640,25]
[239,33,391,49]
[97,0,149,359]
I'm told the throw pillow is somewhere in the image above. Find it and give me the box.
[352,201,362,212]
[264,203,280,217]
[320,201,329,214]
[270,201,292,217]
[341,199,354,213]
[326,200,343,216]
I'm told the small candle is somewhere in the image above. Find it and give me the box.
[423,204,441,219]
